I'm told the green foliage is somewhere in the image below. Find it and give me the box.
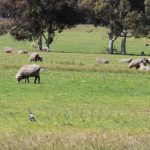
[0,0,80,43]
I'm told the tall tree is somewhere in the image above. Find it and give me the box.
[0,0,80,50]
[83,0,147,54]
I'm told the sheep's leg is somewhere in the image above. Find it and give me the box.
[27,77,30,83]
[24,77,29,83]
[34,76,37,83]
[38,76,40,84]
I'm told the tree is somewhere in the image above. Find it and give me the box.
[144,0,150,37]
[83,0,148,54]
[0,0,80,50]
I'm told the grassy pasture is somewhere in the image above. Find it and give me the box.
[0,51,150,149]
[0,25,150,54]
[0,25,150,149]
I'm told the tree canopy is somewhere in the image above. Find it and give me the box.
[79,0,149,54]
[0,0,149,53]
[0,0,80,50]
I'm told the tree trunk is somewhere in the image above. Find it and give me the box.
[108,31,114,54]
[108,39,114,54]
[46,33,53,49]
[120,30,127,55]
[38,35,42,51]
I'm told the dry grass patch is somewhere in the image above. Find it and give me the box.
[1,130,150,150]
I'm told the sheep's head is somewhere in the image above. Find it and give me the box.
[16,73,23,83]
[128,58,132,63]
[142,58,149,65]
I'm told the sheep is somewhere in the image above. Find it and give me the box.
[139,63,150,71]
[16,64,41,83]
[42,47,50,52]
[5,47,13,53]
[22,50,28,54]
[119,58,132,63]
[144,43,149,46]
[128,58,149,69]
[29,53,43,62]
[18,50,28,54]
[96,58,109,64]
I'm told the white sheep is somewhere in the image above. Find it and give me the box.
[18,50,28,54]
[96,58,109,64]
[5,47,13,53]
[128,58,149,69]
[42,47,50,52]
[144,43,149,46]
[16,64,41,83]
[139,63,150,71]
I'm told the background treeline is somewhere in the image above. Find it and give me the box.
[0,0,150,54]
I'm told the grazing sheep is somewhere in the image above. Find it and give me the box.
[22,50,28,54]
[144,43,149,46]
[139,63,150,71]
[5,47,13,53]
[128,58,149,69]
[119,58,132,63]
[16,64,41,83]
[18,50,28,54]
[43,47,50,52]
[29,52,42,62]
[96,58,109,64]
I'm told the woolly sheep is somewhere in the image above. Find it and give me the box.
[144,43,149,46]
[16,64,41,83]
[5,47,13,53]
[29,52,43,62]
[96,58,109,64]
[43,47,50,52]
[18,50,28,54]
[139,63,150,71]
[128,58,149,69]
[119,58,132,63]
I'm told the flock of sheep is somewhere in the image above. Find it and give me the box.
[16,52,43,83]
[96,57,150,71]
[4,46,150,84]
[5,47,44,83]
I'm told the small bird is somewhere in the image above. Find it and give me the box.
[28,112,36,121]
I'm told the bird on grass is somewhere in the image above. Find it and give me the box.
[28,112,36,121]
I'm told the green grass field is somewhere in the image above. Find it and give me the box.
[0,25,150,54]
[0,25,150,149]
